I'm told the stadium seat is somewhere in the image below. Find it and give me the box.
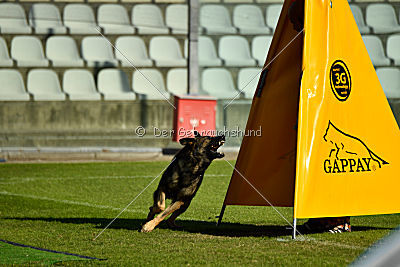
[132,69,170,100]
[366,4,400,34]
[349,5,370,34]
[252,36,273,66]
[0,69,30,101]
[27,69,65,101]
[200,5,237,34]
[131,4,169,34]
[266,4,283,31]
[29,4,67,34]
[387,34,400,65]
[167,68,187,95]
[219,36,256,66]
[81,37,118,67]
[237,68,261,99]
[149,36,186,67]
[64,4,100,34]
[46,36,84,67]
[362,35,391,66]
[115,36,152,67]
[98,69,136,100]
[199,36,222,66]
[233,5,271,35]
[0,3,31,34]
[184,39,188,58]
[63,69,101,101]
[0,37,13,67]
[201,68,240,99]
[11,36,49,67]
[98,4,135,34]
[225,0,253,3]
[155,0,186,3]
[165,4,188,34]
[376,68,400,98]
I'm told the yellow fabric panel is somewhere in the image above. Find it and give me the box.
[294,0,400,218]
[224,0,303,207]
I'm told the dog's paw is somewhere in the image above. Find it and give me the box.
[140,222,155,233]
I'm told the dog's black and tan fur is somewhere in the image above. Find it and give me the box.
[141,131,225,232]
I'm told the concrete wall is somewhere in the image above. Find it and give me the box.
[1,99,400,148]
[0,100,173,147]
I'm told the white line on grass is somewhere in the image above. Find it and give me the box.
[0,190,200,222]
[0,191,145,214]
[0,191,365,250]
[0,174,228,184]
[93,159,176,240]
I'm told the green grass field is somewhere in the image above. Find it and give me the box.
[1,161,399,265]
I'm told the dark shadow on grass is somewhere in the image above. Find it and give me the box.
[4,217,394,238]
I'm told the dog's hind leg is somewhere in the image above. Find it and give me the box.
[145,189,166,222]
[166,201,191,229]
[141,201,184,233]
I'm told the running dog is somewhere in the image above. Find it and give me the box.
[141,131,225,233]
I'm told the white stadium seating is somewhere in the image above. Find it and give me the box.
[98,4,135,35]
[237,68,261,98]
[198,36,222,66]
[11,36,49,67]
[201,68,239,99]
[376,68,400,98]
[81,37,118,67]
[219,35,256,66]
[362,35,391,66]
[350,5,370,34]
[132,69,170,100]
[366,4,400,33]
[64,4,100,34]
[200,5,237,34]
[252,35,272,66]
[233,5,271,35]
[0,37,13,67]
[63,69,101,101]
[0,1,398,104]
[115,36,153,67]
[131,4,169,34]
[387,35,400,65]
[149,36,186,67]
[265,4,282,31]
[27,69,65,101]
[98,69,136,100]
[0,70,30,101]
[166,4,188,34]
[46,36,84,67]
[0,3,31,34]
[29,4,67,34]
[167,68,188,96]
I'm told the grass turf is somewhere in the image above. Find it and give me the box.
[0,241,91,265]
[0,161,399,265]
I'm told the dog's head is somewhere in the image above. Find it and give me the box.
[179,131,225,159]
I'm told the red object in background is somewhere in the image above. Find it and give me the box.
[173,95,217,141]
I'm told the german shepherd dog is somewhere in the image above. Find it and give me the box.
[141,131,225,232]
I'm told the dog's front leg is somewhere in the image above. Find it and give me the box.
[166,201,191,229]
[141,201,184,233]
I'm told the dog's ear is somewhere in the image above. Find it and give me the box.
[179,137,195,146]
[194,130,201,138]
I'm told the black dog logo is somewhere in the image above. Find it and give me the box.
[323,121,388,173]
